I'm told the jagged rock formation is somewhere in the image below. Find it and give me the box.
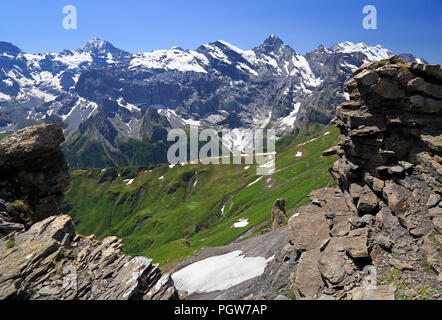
[0,215,177,300]
[0,125,177,300]
[271,198,288,230]
[287,56,442,300]
[0,124,70,233]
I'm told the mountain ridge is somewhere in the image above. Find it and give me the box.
[0,35,428,168]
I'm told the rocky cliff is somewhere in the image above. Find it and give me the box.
[0,124,177,300]
[287,56,441,299]
[0,124,70,232]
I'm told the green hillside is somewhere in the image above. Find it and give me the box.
[63,126,340,268]
[0,131,12,141]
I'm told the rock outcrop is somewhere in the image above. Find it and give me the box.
[0,124,70,233]
[0,215,177,300]
[0,125,177,300]
[271,198,288,230]
[288,56,442,300]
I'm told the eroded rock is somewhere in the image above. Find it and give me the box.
[0,124,177,301]
[289,57,442,300]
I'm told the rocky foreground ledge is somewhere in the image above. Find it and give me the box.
[284,56,441,300]
[0,124,177,300]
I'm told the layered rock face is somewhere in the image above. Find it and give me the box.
[0,124,70,233]
[288,56,442,300]
[333,56,441,237]
[0,125,177,300]
[0,215,177,300]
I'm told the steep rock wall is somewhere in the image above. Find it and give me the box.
[287,56,441,300]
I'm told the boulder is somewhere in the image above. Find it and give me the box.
[293,249,323,299]
[390,258,415,271]
[288,204,329,252]
[0,124,70,228]
[338,228,369,259]
[271,198,288,230]
[349,285,396,300]
[318,239,356,287]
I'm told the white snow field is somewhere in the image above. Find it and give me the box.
[233,218,249,228]
[172,250,274,295]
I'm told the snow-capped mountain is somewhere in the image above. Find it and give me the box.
[0,39,129,103]
[0,35,426,167]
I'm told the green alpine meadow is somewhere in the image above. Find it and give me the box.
[62,126,339,268]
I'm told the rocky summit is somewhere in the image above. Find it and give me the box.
[287,56,442,300]
[0,124,177,300]
[0,124,70,231]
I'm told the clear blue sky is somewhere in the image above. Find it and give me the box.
[0,0,441,63]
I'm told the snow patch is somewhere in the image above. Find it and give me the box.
[157,108,201,127]
[124,178,134,185]
[130,48,209,73]
[246,176,263,188]
[233,218,249,228]
[172,250,274,295]
[331,41,392,62]
[298,137,318,146]
[276,102,301,129]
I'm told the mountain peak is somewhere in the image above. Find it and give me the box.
[263,34,284,47]
[330,41,392,62]
[254,34,286,55]
[0,41,23,56]
[77,38,130,60]
[78,38,112,52]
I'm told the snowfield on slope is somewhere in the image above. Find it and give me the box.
[172,251,274,295]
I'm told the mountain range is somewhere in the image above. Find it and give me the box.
[0,35,426,168]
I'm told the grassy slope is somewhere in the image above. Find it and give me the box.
[64,126,340,268]
[0,132,12,141]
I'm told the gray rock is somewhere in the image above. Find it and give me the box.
[427,194,441,208]
[0,124,70,228]
[288,204,330,252]
[271,198,288,230]
[0,124,177,301]
[390,258,415,271]
[0,215,177,300]
[350,285,396,300]
[318,239,356,287]
[322,147,338,156]
[361,214,375,226]
[293,249,323,299]
[355,70,379,87]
